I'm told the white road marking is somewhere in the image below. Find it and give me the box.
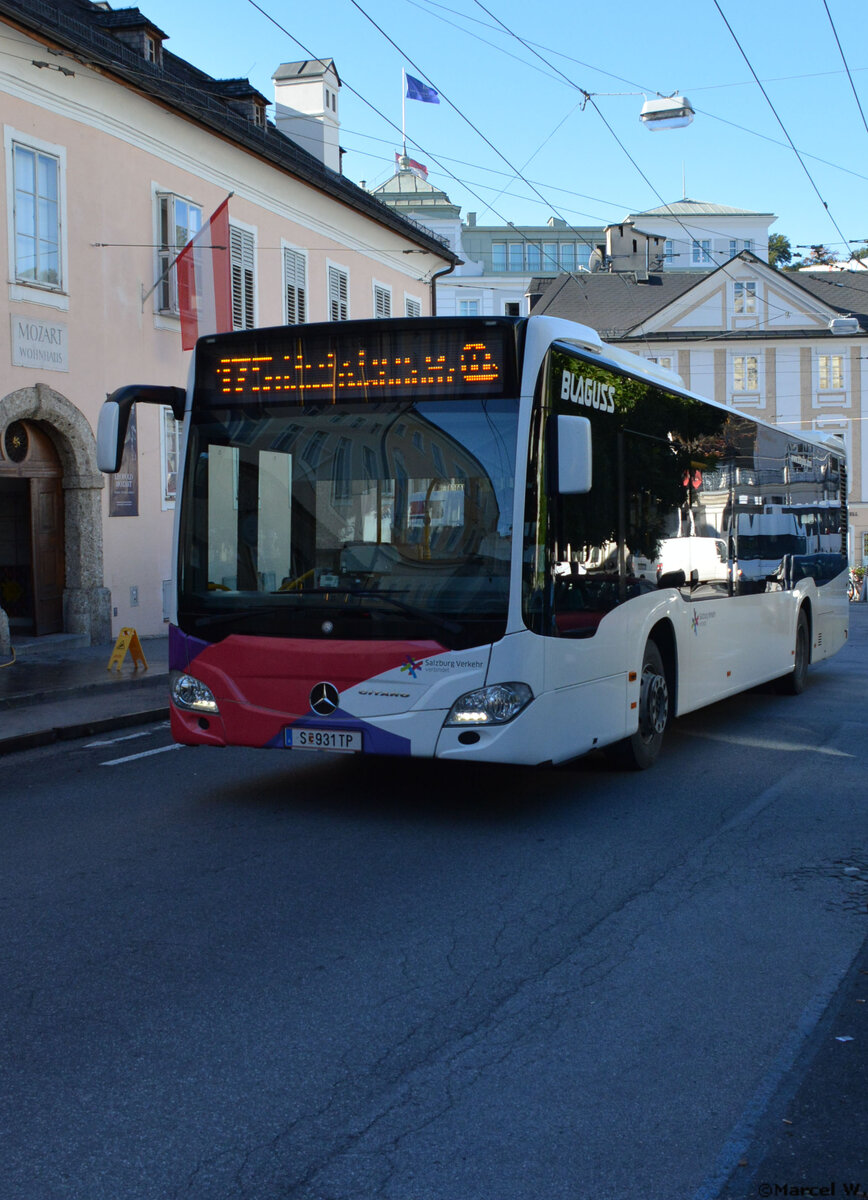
[680,729,853,757]
[87,730,154,748]
[101,744,182,766]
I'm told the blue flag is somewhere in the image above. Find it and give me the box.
[405,73,439,104]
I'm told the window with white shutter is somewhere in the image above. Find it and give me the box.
[328,264,349,321]
[283,247,307,325]
[373,282,391,319]
[230,225,255,330]
[405,295,422,318]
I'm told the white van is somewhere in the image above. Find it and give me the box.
[649,535,729,584]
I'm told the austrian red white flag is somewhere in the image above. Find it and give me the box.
[176,196,232,351]
[394,151,428,180]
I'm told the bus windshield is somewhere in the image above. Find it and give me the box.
[177,396,519,648]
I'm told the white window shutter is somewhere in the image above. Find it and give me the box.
[231,226,255,330]
[374,284,391,319]
[284,248,307,324]
[328,265,349,321]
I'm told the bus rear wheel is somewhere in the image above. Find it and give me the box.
[607,639,670,770]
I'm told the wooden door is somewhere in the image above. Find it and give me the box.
[30,475,64,634]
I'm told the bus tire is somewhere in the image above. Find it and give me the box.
[776,610,810,696]
[606,639,670,770]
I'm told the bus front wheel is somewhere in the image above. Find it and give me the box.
[775,610,810,696]
[607,639,670,770]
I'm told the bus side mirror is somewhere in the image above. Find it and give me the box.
[97,385,186,473]
[556,415,592,494]
[97,400,126,473]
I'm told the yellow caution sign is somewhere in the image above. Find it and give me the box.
[107,627,148,673]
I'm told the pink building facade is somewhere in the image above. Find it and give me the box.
[0,1,454,650]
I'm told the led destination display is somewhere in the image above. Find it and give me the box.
[195,320,520,405]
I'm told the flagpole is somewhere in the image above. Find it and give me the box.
[402,68,407,159]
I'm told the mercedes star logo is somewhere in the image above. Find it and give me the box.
[310,682,340,716]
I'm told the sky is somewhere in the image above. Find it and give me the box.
[136,0,868,258]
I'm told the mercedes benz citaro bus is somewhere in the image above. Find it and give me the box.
[98,315,848,769]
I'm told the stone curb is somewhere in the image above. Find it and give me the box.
[0,705,171,757]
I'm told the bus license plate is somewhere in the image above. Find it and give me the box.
[286,727,362,752]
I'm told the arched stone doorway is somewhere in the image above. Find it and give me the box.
[0,384,111,647]
[0,420,64,634]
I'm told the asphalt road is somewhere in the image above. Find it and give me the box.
[2,624,867,1200]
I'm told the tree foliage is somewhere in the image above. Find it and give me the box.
[768,233,792,268]
[786,244,839,271]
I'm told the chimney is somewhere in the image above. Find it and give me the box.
[273,59,342,171]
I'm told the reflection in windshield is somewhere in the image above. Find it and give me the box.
[178,399,518,645]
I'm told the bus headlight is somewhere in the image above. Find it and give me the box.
[170,670,219,713]
[445,683,532,726]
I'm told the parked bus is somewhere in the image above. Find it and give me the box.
[97,316,849,768]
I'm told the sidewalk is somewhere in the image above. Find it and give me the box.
[0,632,169,756]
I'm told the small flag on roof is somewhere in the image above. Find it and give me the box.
[395,152,428,179]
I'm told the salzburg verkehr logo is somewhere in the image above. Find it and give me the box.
[400,656,424,678]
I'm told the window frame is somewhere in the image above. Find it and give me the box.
[815,351,848,406]
[542,242,559,271]
[730,351,763,407]
[155,190,203,316]
[5,128,68,307]
[160,406,183,510]
[733,280,757,316]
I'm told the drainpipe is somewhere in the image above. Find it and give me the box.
[429,263,456,316]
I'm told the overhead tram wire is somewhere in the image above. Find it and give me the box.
[407,0,868,209]
[467,0,861,341]
[342,0,604,276]
[821,0,868,140]
[468,0,857,353]
[474,96,589,224]
[711,0,853,254]
[335,0,817,338]
[466,0,784,348]
[410,0,868,350]
[244,0,597,288]
[243,0,854,339]
[339,119,868,257]
[470,0,750,269]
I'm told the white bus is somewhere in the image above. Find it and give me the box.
[97,315,849,768]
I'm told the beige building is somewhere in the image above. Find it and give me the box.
[529,253,868,564]
[0,0,455,652]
